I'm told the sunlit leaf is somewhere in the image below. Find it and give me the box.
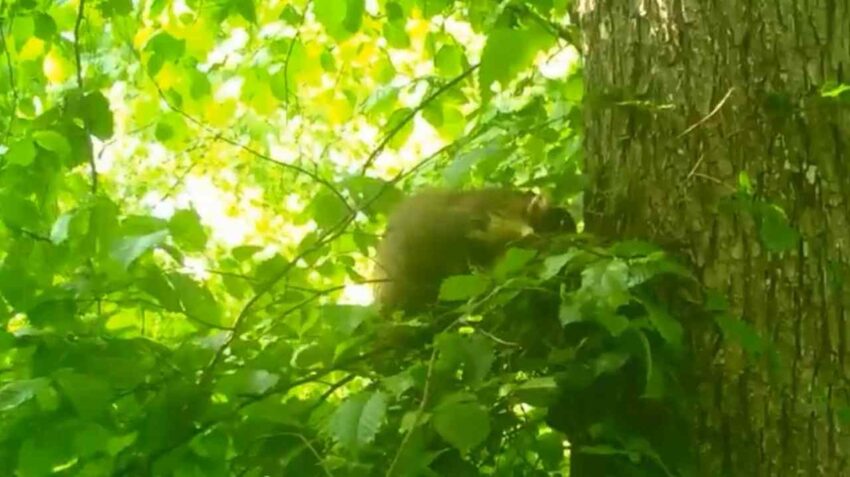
[4,138,37,166]
[480,25,555,101]
[328,391,388,449]
[439,274,490,302]
[110,230,169,269]
[169,209,207,252]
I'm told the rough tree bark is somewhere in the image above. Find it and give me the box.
[577,1,849,476]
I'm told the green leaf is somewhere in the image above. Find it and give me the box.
[81,92,115,140]
[33,12,57,40]
[137,266,182,311]
[542,251,575,279]
[492,247,537,279]
[144,32,186,75]
[644,301,683,347]
[480,25,555,101]
[169,209,207,252]
[309,191,349,230]
[439,274,490,302]
[110,230,169,269]
[54,371,113,420]
[0,378,50,411]
[715,314,765,356]
[170,273,224,326]
[322,304,375,336]
[758,203,799,252]
[314,0,347,30]
[33,130,72,157]
[581,259,631,309]
[232,0,256,23]
[512,377,558,406]
[434,44,464,78]
[436,334,494,385]
[385,107,415,149]
[432,400,490,453]
[50,212,74,244]
[0,192,40,229]
[383,21,410,48]
[216,369,279,396]
[4,138,37,166]
[595,310,630,337]
[328,391,388,449]
[73,422,112,457]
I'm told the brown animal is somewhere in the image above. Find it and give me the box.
[373,188,575,314]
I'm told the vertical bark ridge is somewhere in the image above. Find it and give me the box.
[577,0,850,474]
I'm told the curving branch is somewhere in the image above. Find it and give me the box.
[359,64,480,174]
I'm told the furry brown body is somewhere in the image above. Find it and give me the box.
[373,188,575,313]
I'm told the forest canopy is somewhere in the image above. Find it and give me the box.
[1,0,848,476]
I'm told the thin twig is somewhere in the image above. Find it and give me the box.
[686,153,705,180]
[385,348,438,477]
[676,87,734,139]
[360,64,480,174]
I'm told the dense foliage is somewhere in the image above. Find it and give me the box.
[0,0,743,475]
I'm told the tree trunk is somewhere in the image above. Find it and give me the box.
[577,1,850,476]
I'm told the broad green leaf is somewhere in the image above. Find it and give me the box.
[33,12,57,40]
[170,273,224,326]
[558,299,582,326]
[81,92,115,139]
[542,252,575,279]
[436,334,494,385]
[144,32,186,75]
[314,0,347,30]
[328,391,388,449]
[492,247,537,279]
[323,304,376,336]
[383,21,411,48]
[73,422,112,457]
[644,301,683,347]
[581,259,631,309]
[110,230,169,269]
[50,212,74,244]
[595,310,630,337]
[33,129,72,157]
[309,191,349,229]
[216,369,279,396]
[715,314,765,356]
[385,107,415,149]
[512,377,558,406]
[54,371,113,420]
[480,25,555,101]
[17,431,74,477]
[4,138,37,166]
[169,209,207,252]
[232,0,256,23]
[137,266,182,311]
[0,192,40,229]
[0,378,50,411]
[439,274,490,301]
[432,401,490,453]
[435,44,464,78]
[758,203,799,252]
